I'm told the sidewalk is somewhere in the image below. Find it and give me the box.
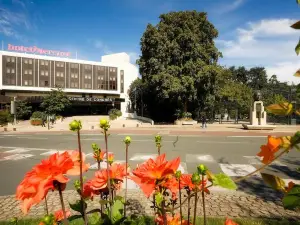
[1,189,299,221]
[1,116,299,134]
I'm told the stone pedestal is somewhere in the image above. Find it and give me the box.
[243,101,276,130]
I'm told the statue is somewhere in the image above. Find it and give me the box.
[253,90,262,101]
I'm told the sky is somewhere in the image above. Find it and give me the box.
[0,0,299,84]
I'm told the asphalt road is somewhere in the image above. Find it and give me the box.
[0,133,299,196]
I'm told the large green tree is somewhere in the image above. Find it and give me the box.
[16,101,32,120]
[41,88,71,122]
[137,11,221,117]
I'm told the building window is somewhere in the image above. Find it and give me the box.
[11,68,15,73]
[24,59,28,64]
[84,75,91,79]
[45,81,49,87]
[45,61,49,66]
[56,72,64,77]
[71,64,78,69]
[25,70,28,74]
[45,71,49,76]
[24,80,32,86]
[29,70,32,75]
[41,71,44,75]
[41,60,44,65]
[29,59,32,64]
[120,70,124,93]
[11,79,15,85]
[84,65,91,70]
[7,57,11,63]
[11,57,15,63]
[6,68,10,73]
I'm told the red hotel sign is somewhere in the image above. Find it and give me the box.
[8,44,71,57]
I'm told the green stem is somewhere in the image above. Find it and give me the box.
[124,144,129,217]
[193,190,198,225]
[44,194,49,215]
[77,130,88,225]
[234,149,288,183]
[202,175,207,225]
[104,130,112,220]
[58,184,69,225]
[179,180,182,225]
[187,192,191,225]
[161,200,167,225]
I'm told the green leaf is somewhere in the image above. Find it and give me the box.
[155,193,163,206]
[286,184,300,196]
[69,200,87,215]
[261,173,286,191]
[282,195,300,210]
[291,21,300,29]
[296,39,300,56]
[105,200,124,224]
[114,195,125,204]
[68,215,82,222]
[213,173,237,190]
[99,200,110,205]
[87,212,101,225]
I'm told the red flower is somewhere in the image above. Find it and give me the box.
[257,136,282,164]
[155,213,191,225]
[54,209,71,222]
[82,180,100,200]
[180,174,209,193]
[66,150,90,175]
[225,218,239,225]
[90,163,127,190]
[130,154,180,197]
[16,152,74,214]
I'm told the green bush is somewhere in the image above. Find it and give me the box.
[0,110,9,126]
[108,108,122,120]
[31,111,46,120]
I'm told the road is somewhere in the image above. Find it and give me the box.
[0,132,299,196]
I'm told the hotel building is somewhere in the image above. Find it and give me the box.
[0,50,139,115]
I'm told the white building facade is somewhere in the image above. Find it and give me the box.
[0,50,139,115]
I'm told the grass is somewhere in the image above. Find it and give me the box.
[0,217,299,225]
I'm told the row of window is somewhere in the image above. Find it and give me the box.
[56,72,64,77]
[24,80,33,86]
[84,75,92,79]
[71,73,78,78]
[5,57,117,73]
[6,68,15,73]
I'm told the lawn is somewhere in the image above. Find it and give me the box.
[0,217,299,225]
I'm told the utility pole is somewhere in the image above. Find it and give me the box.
[134,87,137,114]
[11,97,17,125]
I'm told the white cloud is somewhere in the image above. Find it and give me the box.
[89,39,113,55]
[217,18,300,84]
[217,0,246,14]
[0,1,33,41]
[266,61,300,85]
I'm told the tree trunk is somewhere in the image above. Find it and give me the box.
[184,100,188,112]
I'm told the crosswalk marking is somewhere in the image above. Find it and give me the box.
[186,154,215,163]
[4,148,30,154]
[220,164,259,177]
[3,154,34,160]
[130,153,157,161]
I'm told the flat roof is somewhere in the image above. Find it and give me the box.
[0,51,120,67]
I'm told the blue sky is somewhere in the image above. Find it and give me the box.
[0,0,299,83]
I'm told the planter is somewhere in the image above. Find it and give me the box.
[175,120,197,125]
[31,120,42,126]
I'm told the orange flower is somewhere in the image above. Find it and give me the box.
[130,154,180,197]
[82,180,100,200]
[90,163,127,190]
[285,181,295,193]
[93,150,105,162]
[155,213,191,225]
[225,218,239,225]
[66,150,90,175]
[54,209,71,222]
[179,174,209,193]
[257,135,282,164]
[107,153,114,164]
[16,152,74,214]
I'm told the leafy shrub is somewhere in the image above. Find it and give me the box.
[108,108,122,120]
[182,112,192,119]
[0,110,9,126]
[31,111,46,120]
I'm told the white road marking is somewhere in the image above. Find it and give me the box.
[85,153,93,157]
[4,154,34,160]
[244,156,287,167]
[4,148,30,153]
[17,137,48,140]
[117,134,152,136]
[196,141,251,144]
[220,164,259,177]
[186,154,215,163]
[0,146,61,151]
[40,150,70,156]
[178,162,187,173]
[130,153,157,161]
[227,136,267,138]
[89,160,125,170]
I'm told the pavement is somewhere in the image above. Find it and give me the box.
[0,127,299,221]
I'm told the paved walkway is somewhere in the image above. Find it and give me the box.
[1,189,299,221]
[1,115,299,134]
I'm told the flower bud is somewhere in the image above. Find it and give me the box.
[41,214,55,225]
[197,164,208,175]
[69,120,82,131]
[91,143,99,151]
[155,135,162,143]
[191,173,201,185]
[175,170,182,179]
[100,119,109,128]
[155,192,163,206]
[124,136,132,145]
